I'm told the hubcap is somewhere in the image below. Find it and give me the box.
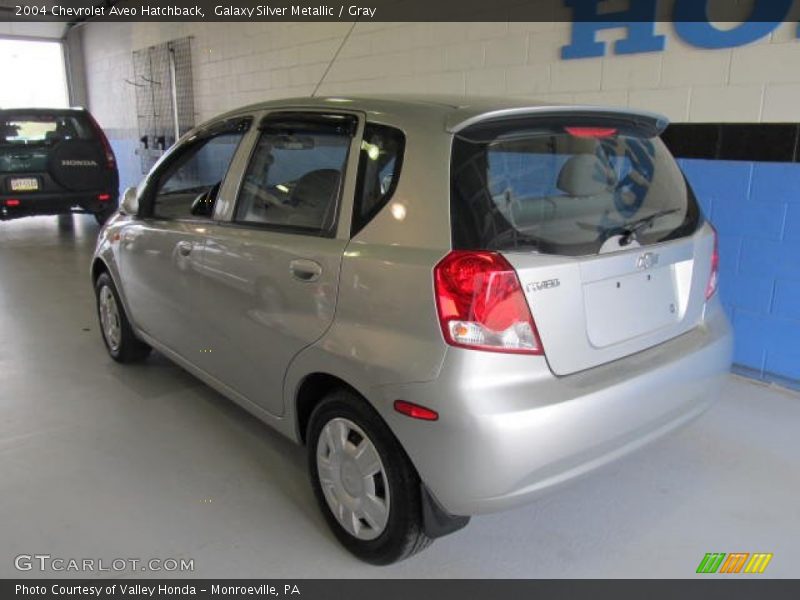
[316,418,390,541]
[98,285,122,352]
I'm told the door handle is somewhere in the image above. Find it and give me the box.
[177,241,193,256]
[289,259,323,282]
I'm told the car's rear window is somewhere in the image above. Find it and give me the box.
[0,114,92,146]
[451,118,701,256]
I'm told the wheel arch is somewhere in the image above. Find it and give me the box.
[294,372,365,445]
[91,256,110,284]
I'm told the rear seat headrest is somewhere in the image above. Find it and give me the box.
[557,154,615,196]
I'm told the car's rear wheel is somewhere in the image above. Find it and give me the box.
[94,272,151,363]
[307,390,432,564]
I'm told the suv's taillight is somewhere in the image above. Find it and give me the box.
[706,225,719,300]
[86,112,116,170]
[434,251,543,355]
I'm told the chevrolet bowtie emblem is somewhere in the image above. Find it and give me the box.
[637,252,659,270]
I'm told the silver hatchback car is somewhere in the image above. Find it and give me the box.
[92,95,733,564]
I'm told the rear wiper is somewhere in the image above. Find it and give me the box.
[617,208,681,245]
[578,208,681,246]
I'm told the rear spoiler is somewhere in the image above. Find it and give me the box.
[448,106,669,139]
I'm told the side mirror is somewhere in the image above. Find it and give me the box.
[119,187,139,216]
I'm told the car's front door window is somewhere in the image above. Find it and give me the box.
[151,131,245,220]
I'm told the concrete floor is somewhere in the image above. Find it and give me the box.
[1,215,798,578]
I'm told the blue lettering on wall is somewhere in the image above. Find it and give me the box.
[561,0,665,59]
[562,0,798,59]
[673,0,793,49]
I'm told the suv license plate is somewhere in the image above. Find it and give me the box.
[10,177,39,192]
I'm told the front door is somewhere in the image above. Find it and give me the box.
[119,120,250,362]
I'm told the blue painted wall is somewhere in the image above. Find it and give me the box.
[680,159,800,382]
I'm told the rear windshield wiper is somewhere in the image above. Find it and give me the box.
[578,208,681,246]
[618,208,681,245]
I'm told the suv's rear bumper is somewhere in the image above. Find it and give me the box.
[0,192,116,220]
[378,301,733,516]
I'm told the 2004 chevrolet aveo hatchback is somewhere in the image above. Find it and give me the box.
[92,95,733,564]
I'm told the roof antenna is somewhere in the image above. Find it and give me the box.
[311,19,359,97]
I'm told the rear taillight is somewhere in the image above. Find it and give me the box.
[86,112,116,170]
[5,199,21,207]
[706,225,719,300]
[434,251,543,355]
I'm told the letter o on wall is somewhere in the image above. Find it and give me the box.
[673,0,793,49]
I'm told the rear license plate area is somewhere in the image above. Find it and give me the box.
[9,177,39,192]
[583,267,680,348]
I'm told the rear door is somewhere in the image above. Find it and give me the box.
[450,113,712,375]
[197,111,360,416]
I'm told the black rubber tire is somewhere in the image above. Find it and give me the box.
[94,209,114,226]
[307,389,433,565]
[94,272,151,363]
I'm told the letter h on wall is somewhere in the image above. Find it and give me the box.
[561,0,665,59]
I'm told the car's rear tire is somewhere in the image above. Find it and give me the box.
[94,272,151,363]
[307,389,433,565]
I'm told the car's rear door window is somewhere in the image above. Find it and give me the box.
[451,118,701,256]
[234,113,357,235]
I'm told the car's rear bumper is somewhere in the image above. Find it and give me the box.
[378,301,733,516]
[0,192,117,220]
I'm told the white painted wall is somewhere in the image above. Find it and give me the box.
[78,20,800,127]
[76,19,800,186]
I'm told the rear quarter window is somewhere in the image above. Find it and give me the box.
[351,123,405,236]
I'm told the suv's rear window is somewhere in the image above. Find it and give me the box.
[0,114,92,146]
[451,119,701,256]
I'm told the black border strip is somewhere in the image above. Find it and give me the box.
[662,123,800,163]
[2,0,800,23]
[3,579,800,600]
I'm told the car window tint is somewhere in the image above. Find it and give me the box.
[352,124,405,236]
[152,132,244,220]
[0,114,92,146]
[235,129,351,233]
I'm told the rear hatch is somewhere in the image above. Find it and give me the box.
[450,110,712,375]
[0,111,114,195]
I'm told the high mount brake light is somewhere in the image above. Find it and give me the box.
[434,251,544,355]
[564,126,618,138]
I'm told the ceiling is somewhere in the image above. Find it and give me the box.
[0,1,122,40]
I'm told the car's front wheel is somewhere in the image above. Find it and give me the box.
[307,390,432,564]
[94,272,151,363]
